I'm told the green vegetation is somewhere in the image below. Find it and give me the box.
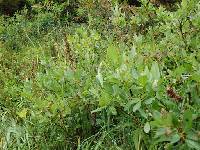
[0,0,200,149]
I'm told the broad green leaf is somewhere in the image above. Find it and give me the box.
[172,113,179,127]
[139,109,148,119]
[151,61,160,81]
[155,128,166,137]
[133,101,141,112]
[183,110,193,132]
[112,84,120,96]
[170,133,180,144]
[152,110,162,119]
[124,98,140,111]
[151,113,173,127]
[144,98,155,105]
[143,66,150,76]
[96,62,103,87]
[96,72,103,87]
[106,45,119,65]
[154,129,180,144]
[144,122,150,133]
[138,75,148,86]
[99,92,111,107]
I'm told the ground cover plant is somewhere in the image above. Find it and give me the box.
[0,0,200,149]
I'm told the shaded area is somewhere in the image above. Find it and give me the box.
[0,0,31,16]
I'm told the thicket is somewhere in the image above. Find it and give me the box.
[0,0,200,149]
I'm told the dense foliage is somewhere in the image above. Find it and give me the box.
[0,0,200,149]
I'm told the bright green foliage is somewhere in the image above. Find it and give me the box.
[0,0,200,149]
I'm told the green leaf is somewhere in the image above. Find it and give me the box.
[151,61,160,81]
[124,98,140,111]
[155,128,166,137]
[154,129,180,144]
[139,109,148,119]
[64,106,71,115]
[96,62,103,87]
[99,91,112,107]
[109,106,117,115]
[151,113,173,127]
[144,98,155,105]
[106,45,120,65]
[181,0,188,9]
[144,122,150,133]
[172,113,179,127]
[91,106,106,113]
[64,69,74,81]
[186,139,200,150]
[173,65,186,77]
[133,129,143,150]
[138,75,148,87]
[183,110,193,132]
[130,45,137,57]
[143,66,150,76]
[133,101,141,112]
[96,72,103,87]
[132,69,139,79]
[170,133,180,144]
[191,73,200,82]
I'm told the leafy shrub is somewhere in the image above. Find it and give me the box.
[0,0,200,149]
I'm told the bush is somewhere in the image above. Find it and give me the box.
[0,0,200,149]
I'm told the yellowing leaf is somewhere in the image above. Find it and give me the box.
[17,108,28,119]
[0,138,3,148]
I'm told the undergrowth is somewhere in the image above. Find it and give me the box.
[0,0,200,149]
